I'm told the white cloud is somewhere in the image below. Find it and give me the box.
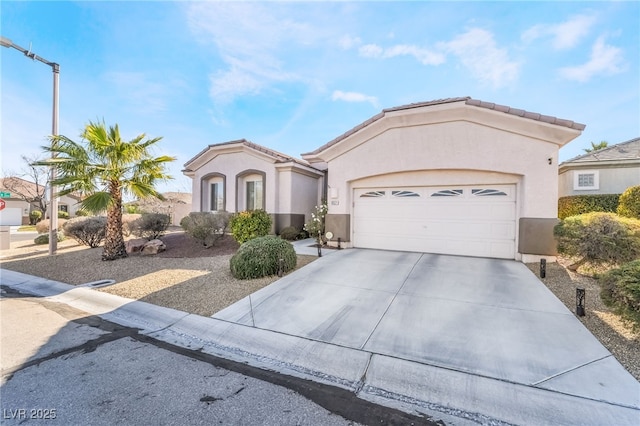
[331,90,379,107]
[358,43,444,65]
[187,2,316,103]
[439,28,520,88]
[522,14,596,50]
[339,35,361,50]
[359,43,384,58]
[559,35,625,82]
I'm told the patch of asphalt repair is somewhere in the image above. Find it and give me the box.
[1,286,442,426]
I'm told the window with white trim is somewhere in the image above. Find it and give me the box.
[573,170,599,190]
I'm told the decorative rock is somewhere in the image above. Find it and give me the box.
[126,238,147,254]
[141,239,166,255]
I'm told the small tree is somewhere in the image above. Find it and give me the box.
[1,154,50,217]
[583,140,609,153]
[304,203,328,246]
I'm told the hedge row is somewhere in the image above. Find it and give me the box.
[558,194,620,219]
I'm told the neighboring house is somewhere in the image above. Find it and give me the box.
[182,140,324,233]
[0,177,82,225]
[127,192,193,226]
[558,137,640,197]
[185,97,585,262]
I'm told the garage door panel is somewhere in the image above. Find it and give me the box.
[353,185,516,259]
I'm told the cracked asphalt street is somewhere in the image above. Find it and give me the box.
[0,287,431,425]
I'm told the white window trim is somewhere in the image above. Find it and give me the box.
[573,170,599,190]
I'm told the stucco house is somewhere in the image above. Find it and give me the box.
[558,137,639,197]
[182,140,324,233]
[184,97,585,262]
[0,177,82,225]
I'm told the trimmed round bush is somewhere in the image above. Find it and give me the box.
[554,212,640,267]
[75,209,89,217]
[35,218,67,234]
[617,185,640,219]
[29,210,42,225]
[63,216,107,247]
[130,213,171,240]
[230,236,296,279]
[34,232,66,245]
[279,226,301,241]
[230,210,272,244]
[181,211,231,247]
[58,211,70,219]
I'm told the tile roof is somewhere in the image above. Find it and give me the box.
[304,97,586,156]
[183,139,314,170]
[561,137,640,164]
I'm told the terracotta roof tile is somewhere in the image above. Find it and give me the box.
[304,97,586,156]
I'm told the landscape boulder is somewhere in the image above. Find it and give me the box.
[125,238,147,254]
[141,239,166,255]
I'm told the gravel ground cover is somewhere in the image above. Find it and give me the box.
[2,233,637,381]
[526,260,639,381]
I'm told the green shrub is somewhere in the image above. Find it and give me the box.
[125,204,143,214]
[180,211,231,247]
[130,213,171,240]
[230,210,272,244]
[62,216,107,248]
[58,211,70,219]
[34,232,66,245]
[617,185,640,219]
[35,218,67,234]
[122,214,142,237]
[75,209,89,217]
[554,212,640,268]
[279,226,301,241]
[29,210,42,225]
[599,260,640,330]
[558,194,619,219]
[230,236,297,279]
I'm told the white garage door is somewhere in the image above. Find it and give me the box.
[0,208,23,226]
[353,185,516,259]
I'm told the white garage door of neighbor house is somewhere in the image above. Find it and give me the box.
[0,208,23,226]
[353,185,516,259]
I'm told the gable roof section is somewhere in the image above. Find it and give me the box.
[183,139,320,174]
[560,137,640,166]
[303,97,586,158]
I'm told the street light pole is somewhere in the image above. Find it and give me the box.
[1,36,59,255]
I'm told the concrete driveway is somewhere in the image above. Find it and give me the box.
[215,249,640,424]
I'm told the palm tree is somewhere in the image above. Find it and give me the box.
[583,140,609,153]
[38,121,175,260]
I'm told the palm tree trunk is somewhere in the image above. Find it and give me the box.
[102,181,127,261]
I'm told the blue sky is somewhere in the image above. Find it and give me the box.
[2,1,638,193]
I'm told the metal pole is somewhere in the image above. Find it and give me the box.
[49,63,59,255]
[1,36,59,255]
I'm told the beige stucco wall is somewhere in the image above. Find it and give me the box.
[326,120,561,220]
[559,165,640,197]
[190,150,278,213]
[187,147,322,220]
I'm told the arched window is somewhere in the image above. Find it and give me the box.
[201,173,226,212]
